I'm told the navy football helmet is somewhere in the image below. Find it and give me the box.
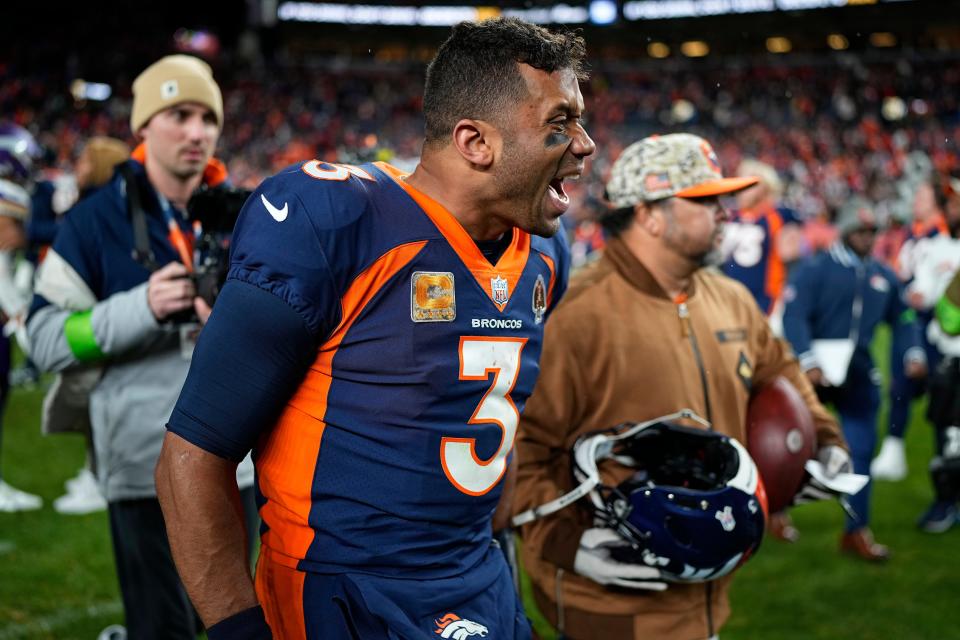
[0,122,40,182]
[514,410,767,583]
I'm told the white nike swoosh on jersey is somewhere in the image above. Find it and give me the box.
[261,193,288,222]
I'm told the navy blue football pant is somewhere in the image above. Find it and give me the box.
[109,487,258,639]
[255,544,531,639]
[838,397,880,533]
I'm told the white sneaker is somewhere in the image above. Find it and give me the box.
[871,437,907,481]
[64,467,95,493]
[0,479,43,512]
[97,624,126,640]
[54,469,106,515]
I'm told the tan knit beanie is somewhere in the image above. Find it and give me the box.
[130,55,223,133]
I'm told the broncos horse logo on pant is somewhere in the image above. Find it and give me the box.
[435,613,489,638]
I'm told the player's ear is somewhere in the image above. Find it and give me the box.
[452,119,496,168]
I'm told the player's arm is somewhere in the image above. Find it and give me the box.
[156,280,318,633]
[155,432,262,631]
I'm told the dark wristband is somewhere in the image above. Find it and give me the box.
[207,605,272,640]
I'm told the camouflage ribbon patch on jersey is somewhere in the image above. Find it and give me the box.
[411,271,456,322]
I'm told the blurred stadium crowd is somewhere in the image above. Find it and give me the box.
[4,50,960,227]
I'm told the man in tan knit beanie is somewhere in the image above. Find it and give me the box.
[27,54,257,640]
[131,54,223,208]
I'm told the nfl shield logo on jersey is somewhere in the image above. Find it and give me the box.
[490,275,509,306]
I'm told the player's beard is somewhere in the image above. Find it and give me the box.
[492,136,562,238]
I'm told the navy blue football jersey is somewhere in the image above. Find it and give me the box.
[224,161,568,579]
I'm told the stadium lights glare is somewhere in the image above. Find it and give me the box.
[766,37,792,53]
[70,80,112,102]
[827,33,849,50]
[648,42,671,58]
[620,0,887,20]
[276,2,589,25]
[881,96,906,121]
[870,32,897,47]
[671,99,696,123]
[589,0,618,24]
[681,40,710,57]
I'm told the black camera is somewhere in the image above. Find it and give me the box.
[122,163,253,323]
[186,184,252,307]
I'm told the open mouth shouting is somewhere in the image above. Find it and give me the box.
[546,170,580,216]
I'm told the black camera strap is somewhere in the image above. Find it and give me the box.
[119,163,158,272]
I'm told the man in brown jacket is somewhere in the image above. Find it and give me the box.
[513,133,848,640]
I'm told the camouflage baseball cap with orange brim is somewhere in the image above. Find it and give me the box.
[605,133,759,208]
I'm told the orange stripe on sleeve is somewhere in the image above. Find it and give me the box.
[257,240,428,562]
[538,251,557,308]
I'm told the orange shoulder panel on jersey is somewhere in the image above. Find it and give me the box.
[257,239,428,562]
[374,161,531,312]
[763,207,786,312]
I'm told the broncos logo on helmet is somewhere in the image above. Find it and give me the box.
[513,409,767,584]
[434,613,489,639]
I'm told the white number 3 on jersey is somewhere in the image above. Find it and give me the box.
[726,222,767,268]
[442,337,527,496]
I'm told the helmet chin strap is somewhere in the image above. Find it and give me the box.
[511,409,710,527]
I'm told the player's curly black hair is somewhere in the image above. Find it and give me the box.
[422,17,587,148]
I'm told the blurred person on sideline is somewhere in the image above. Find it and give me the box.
[783,196,927,561]
[513,133,846,640]
[0,122,43,512]
[719,158,805,542]
[902,177,960,532]
[155,18,593,640]
[938,269,960,336]
[44,136,130,516]
[872,180,948,481]
[10,143,79,391]
[26,56,255,639]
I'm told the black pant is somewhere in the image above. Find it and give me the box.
[108,486,258,639]
[927,357,960,502]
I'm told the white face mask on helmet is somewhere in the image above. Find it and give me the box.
[513,409,768,583]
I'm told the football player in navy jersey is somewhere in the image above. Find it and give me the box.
[155,17,594,640]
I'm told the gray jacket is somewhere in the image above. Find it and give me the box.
[26,165,253,502]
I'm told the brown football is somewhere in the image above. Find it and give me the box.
[746,376,817,514]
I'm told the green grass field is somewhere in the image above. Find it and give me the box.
[0,329,957,639]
